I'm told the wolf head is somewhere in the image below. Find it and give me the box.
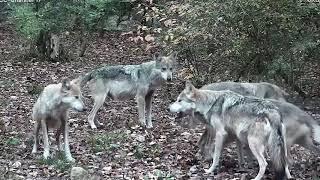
[61,78,85,112]
[154,52,177,82]
[169,81,198,118]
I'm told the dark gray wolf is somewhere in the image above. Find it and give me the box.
[81,52,177,129]
[169,81,288,180]
[198,81,288,160]
[31,78,85,162]
[198,82,320,179]
[203,81,288,100]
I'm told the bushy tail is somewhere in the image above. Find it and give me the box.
[272,84,289,100]
[312,123,320,144]
[269,123,286,180]
[80,71,94,87]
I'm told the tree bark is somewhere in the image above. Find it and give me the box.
[36,30,61,61]
[78,30,87,57]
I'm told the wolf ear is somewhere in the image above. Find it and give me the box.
[71,77,81,85]
[61,78,71,92]
[153,52,162,65]
[185,80,196,93]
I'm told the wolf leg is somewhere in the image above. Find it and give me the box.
[205,130,226,173]
[145,90,154,128]
[55,125,63,151]
[41,119,50,159]
[197,128,209,158]
[62,120,74,162]
[282,124,293,179]
[88,92,107,129]
[203,127,216,161]
[32,120,41,154]
[236,139,244,168]
[248,137,267,180]
[136,95,146,127]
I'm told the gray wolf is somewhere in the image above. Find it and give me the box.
[198,81,288,160]
[202,81,288,100]
[81,52,177,129]
[198,82,320,179]
[198,97,320,179]
[31,78,85,162]
[169,81,287,180]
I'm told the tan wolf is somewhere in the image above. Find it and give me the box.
[31,78,85,162]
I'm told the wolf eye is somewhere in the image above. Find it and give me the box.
[169,67,173,71]
[178,99,182,102]
[161,67,167,71]
[75,96,79,99]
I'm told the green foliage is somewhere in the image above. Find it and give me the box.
[143,169,175,180]
[10,0,135,40]
[142,0,320,85]
[10,5,42,40]
[27,84,43,96]
[6,137,20,146]
[38,152,74,172]
[89,132,128,153]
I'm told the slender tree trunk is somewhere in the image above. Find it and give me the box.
[78,30,87,57]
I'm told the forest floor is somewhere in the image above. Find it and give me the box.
[0,22,320,180]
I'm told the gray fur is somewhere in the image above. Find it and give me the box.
[32,78,85,162]
[169,82,287,180]
[200,82,320,179]
[81,53,176,129]
[202,81,288,101]
[269,100,320,155]
[198,81,287,161]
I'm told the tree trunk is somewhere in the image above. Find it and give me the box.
[78,30,88,57]
[50,34,60,60]
[36,30,61,61]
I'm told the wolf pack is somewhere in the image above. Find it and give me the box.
[31,52,320,180]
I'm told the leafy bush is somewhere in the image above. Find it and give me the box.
[10,0,134,37]
[10,5,42,40]
[137,0,320,91]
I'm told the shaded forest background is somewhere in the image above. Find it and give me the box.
[0,0,320,179]
[0,0,319,98]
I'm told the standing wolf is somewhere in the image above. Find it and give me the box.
[198,81,288,159]
[169,81,287,180]
[81,53,176,129]
[197,82,320,179]
[32,78,85,162]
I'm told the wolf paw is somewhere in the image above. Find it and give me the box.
[66,156,75,162]
[96,121,104,126]
[204,169,213,174]
[90,124,97,129]
[146,124,153,129]
[139,120,147,127]
[204,167,218,175]
[31,147,37,154]
[43,151,50,160]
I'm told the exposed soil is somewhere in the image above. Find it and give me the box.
[0,22,320,180]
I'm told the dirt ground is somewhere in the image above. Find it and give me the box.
[0,22,320,180]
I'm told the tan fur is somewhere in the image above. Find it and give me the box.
[32,78,85,162]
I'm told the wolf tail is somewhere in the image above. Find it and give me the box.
[268,115,286,180]
[272,84,289,100]
[312,122,320,144]
[80,71,94,87]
